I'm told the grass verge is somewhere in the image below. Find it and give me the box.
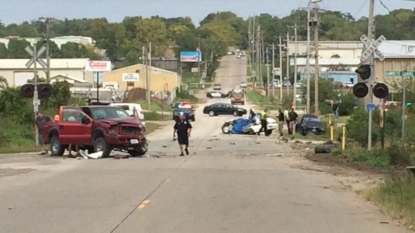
[145,122,162,135]
[364,174,415,228]
[144,111,172,121]
[135,100,171,112]
[0,139,34,154]
[246,89,280,110]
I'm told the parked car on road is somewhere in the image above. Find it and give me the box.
[203,103,247,117]
[213,83,222,90]
[206,90,228,98]
[172,102,195,121]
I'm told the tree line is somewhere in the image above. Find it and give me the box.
[1,9,414,67]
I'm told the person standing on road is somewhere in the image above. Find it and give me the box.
[288,108,298,135]
[173,112,192,156]
[258,108,268,135]
[278,109,285,137]
[35,112,52,155]
[284,108,291,134]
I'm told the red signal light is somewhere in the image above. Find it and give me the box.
[20,84,34,98]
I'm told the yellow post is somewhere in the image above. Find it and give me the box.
[330,126,334,141]
[342,125,346,151]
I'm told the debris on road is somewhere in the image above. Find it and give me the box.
[229,142,236,145]
[266,154,283,157]
[114,154,129,159]
[79,150,103,159]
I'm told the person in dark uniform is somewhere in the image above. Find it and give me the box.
[35,112,52,155]
[173,112,192,156]
[258,108,268,135]
[277,109,285,137]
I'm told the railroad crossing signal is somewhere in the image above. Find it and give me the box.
[20,84,53,99]
[360,35,386,62]
[25,45,47,69]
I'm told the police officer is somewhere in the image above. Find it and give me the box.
[258,108,268,135]
[173,112,192,156]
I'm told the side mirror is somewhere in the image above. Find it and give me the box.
[81,116,91,124]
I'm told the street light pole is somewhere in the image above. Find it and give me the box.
[306,7,311,113]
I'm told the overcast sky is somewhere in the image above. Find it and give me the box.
[1,0,414,25]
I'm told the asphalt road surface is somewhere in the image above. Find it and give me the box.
[0,54,409,233]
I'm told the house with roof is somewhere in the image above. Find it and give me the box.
[103,64,181,93]
[374,40,415,89]
[0,58,95,87]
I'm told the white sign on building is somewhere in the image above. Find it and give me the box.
[85,60,112,72]
[122,73,139,82]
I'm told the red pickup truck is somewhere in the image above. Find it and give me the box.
[42,105,148,157]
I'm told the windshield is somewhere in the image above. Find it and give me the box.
[90,107,130,120]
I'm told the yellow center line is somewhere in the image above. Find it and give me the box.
[137,200,151,209]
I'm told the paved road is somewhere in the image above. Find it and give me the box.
[0,54,408,233]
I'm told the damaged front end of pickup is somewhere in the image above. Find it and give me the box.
[99,120,148,157]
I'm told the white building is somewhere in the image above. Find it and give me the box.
[286,41,363,59]
[0,58,96,87]
[0,36,95,49]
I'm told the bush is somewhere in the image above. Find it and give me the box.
[175,90,198,103]
[346,108,380,147]
[338,93,357,116]
[366,174,415,227]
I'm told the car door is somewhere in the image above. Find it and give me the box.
[222,104,233,114]
[60,107,92,145]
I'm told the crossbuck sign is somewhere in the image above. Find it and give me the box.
[360,35,386,62]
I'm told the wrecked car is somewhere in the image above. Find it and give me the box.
[42,106,148,158]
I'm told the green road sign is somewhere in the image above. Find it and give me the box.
[385,71,415,76]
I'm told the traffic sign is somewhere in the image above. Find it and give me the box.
[25,45,47,69]
[385,71,415,77]
[360,35,386,62]
[366,103,375,111]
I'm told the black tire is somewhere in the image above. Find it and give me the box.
[191,116,195,121]
[233,111,238,116]
[265,129,273,136]
[94,137,112,158]
[222,123,232,134]
[49,135,65,156]
[128,141,148,157]
[314,144,334,154]
[209,110,215,116]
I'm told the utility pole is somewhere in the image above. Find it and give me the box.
[197,38,201,81]
[272,43,275,96]
[261,32,265,86]
[40,17,54,83]
[306,7,311,113]
[256,25,260,83]
[279,35,283,101]
[367,0,375,150]
[142,45,149,109]
[293,23,298,108]
[313,2,320,115]
[286,32,290,96]
[148,41,152,110]
[45,19,51,83]
[266,46,270,98]
[33,45,39,148]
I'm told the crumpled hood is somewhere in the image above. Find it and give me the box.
[96,117,141,126]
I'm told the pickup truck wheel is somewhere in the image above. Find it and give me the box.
[128,141,148,157]
[50,135,65,156]
[94,137,112,158]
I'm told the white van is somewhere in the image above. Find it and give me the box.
[109,103,145,121]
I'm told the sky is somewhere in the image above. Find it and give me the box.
[1,0,414,25]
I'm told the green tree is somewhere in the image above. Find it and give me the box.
[301,77,338,114]
[0,43,8,58]
[134,18,171,56]
[7,39,31,58]
[60,42,88,58]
